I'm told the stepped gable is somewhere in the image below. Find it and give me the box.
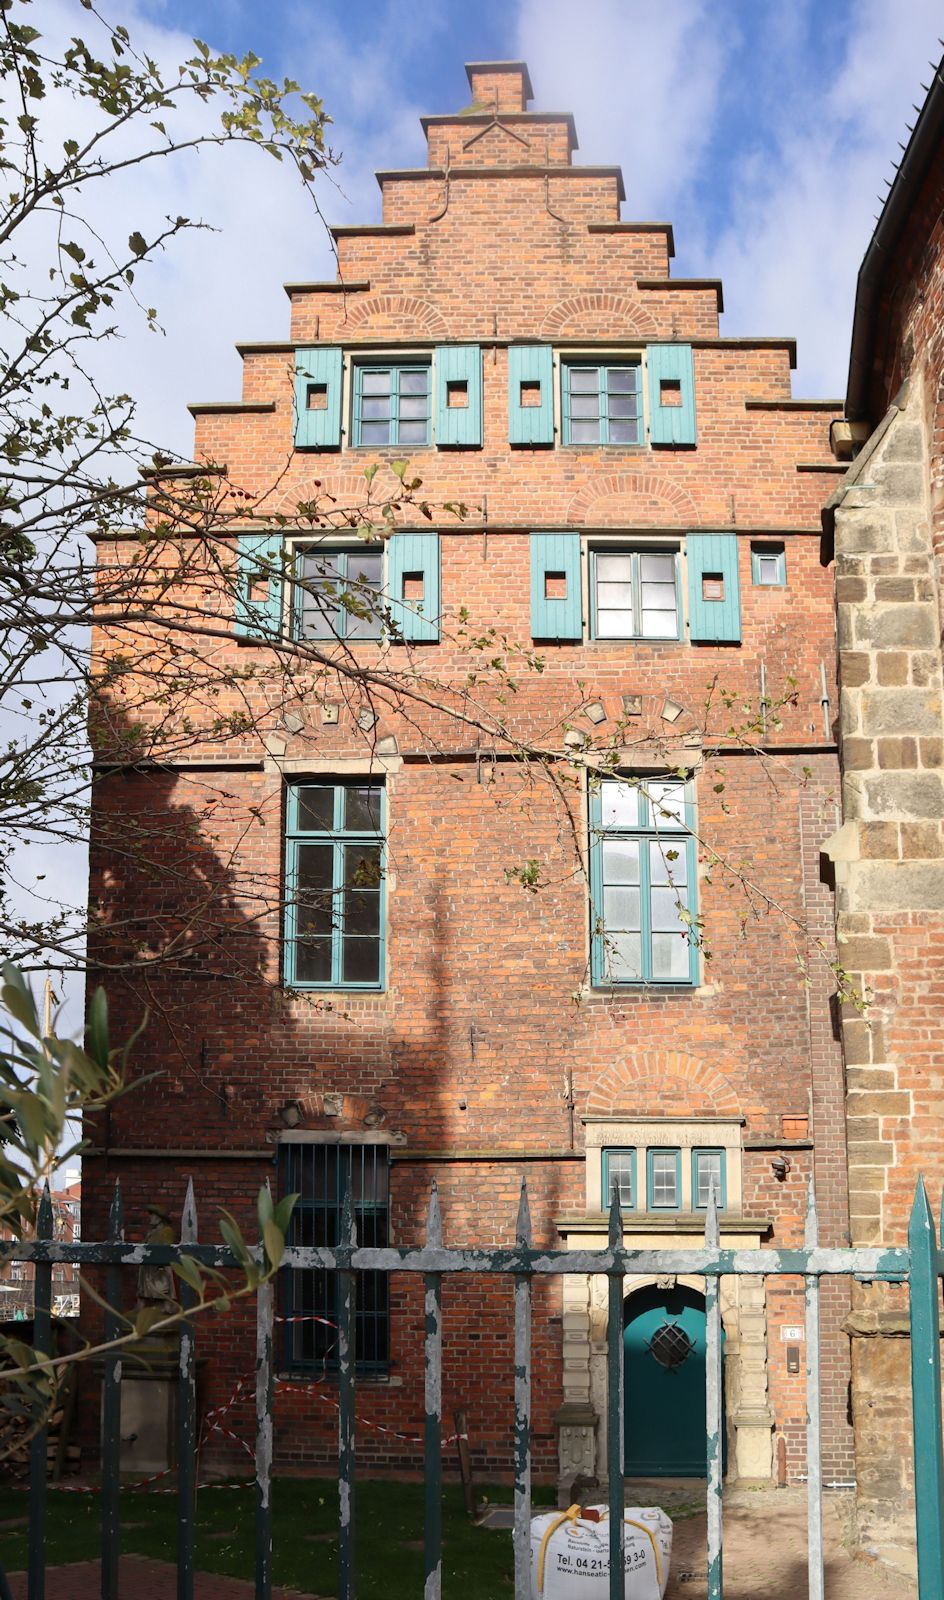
[188,60,841,533]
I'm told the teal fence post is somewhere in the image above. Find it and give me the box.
[177,1180,198,1600]
[27,1184,52,1600]
[101,1180,124,1600]
[338,1187,357,1600]
[512,1181,533,1600]
[606,1189,624,1600]
[909,1178,944,1598]
[255,1184,275,1600]
[423,1183,444,1600]
[704,1185,723,1600]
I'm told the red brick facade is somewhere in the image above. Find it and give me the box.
[83,61,852,1489]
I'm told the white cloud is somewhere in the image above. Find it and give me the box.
[515,0,729,219]
[516,0,944,397]
[31,0,427,458]
[705,0,944,395]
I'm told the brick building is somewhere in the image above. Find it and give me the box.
[826,47,944,1573]
[84,60,852,1493]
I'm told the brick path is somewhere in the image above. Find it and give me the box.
[4,1556,316,1599]
[665,1487,916,1599]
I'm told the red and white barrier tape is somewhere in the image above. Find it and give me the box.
[41,1312,469,1493]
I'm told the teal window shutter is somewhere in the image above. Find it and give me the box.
[508,346,554,445]
[647,344,696,446]
[687,533,741,642]
[294,347,342,449]
[387,533,440,642]
[530,533,582,641]
[235,532,284,641]
[434,346,482,447]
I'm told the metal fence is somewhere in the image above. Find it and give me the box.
[2,1174,943,1600]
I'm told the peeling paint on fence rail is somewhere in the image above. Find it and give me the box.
[4,1174,944,1600]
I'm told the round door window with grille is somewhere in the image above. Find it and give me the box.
[647,1319,694,1371]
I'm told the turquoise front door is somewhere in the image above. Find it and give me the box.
[623,1284,721,1477]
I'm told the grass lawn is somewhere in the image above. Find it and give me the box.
[0,1479,557,1596]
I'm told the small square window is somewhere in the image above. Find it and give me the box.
[702,572,725,602]
[402,571,425,604]
[544,570,567,601]
[307,383,328,411]
[520,380,542,408]
[751,544,786,587]
[660,378,683,408]
[447,380,468,409]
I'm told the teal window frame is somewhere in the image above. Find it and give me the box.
[602,1149,637,1211]
[589,547,681,641]
[751,543,786,587]
[278,1142,389,1373]
[352,361,431,448]
[293,545,384,642]
[284,781,386,991]
[589,776,699,988]
[562,361,642,447]
[692,1148,726,1210]
[647,1148,681,1210]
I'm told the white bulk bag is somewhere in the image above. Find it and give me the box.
[530,1504,672,1600]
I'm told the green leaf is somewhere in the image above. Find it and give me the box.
[219,1212,251,1270]
[133,1307,168,1337]
[172,1255,203,1295]
[273,1193,298,1234]
[1,967,40,1037]
[263,1218,284,1271]
[86,986,108,1068]
[128,231,147,257]
[256,1183,273,1233]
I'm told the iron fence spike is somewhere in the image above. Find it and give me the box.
[426,1178,443,1248]
[37,1181,53,1235]
[108,1178,124,1237]
[608,1182,623,1248]
[181,1176,198,1242]
[805,1177,818,1249]
[341,1182,357,1248]
[705,1180,720,1248]
[939,1184,944,1249]
[516,1178,532,1247]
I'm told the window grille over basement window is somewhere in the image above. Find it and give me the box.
[278,1142,389,1372]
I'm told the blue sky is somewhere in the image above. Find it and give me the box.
[93,0,944,429]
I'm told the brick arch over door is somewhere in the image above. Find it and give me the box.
[567,472,698,526]
[340,294,449,340]
[584,1050,741,1118]
[541,292,658,340]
